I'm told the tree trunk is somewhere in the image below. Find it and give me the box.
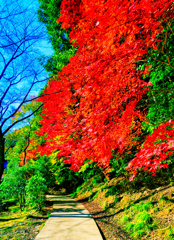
[0,130,5,180]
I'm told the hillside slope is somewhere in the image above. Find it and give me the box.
[74,178,174,239]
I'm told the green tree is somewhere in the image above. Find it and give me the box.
[139,19,174,133]
[5,101,57,189]
[38,0,76,75]
[4,101,44,165]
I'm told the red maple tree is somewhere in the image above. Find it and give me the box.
[126,120,174,180]
[38,0,174,174]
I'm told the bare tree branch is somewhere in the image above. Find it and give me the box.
[3,103,43,135]
[0,0,48,133]
[24,90,62,103]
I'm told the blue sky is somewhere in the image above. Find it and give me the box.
[0,0,54,132]
[17,0,54,98]
[29,0,54,57]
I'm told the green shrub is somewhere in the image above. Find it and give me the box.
[92,175,103,186]
[0,161,26,210]
[26,175,47,211]
[78,160,105,184]
[120,202,156,239]
[135,212,153,224]
[167,226,174,239]
[105,184,120,197]
[120,215,131,223]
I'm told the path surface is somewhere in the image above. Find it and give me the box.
[35,195,103,240]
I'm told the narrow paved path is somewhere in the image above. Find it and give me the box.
[35,195,103,240]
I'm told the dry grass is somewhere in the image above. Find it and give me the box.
[75,179,174,240]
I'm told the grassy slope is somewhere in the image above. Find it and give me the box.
[0,199,53,240]
[74,176,174,240]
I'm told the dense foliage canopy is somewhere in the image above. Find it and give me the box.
[4,0,174,185]
[36,0,174,179]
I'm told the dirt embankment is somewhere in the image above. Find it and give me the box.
[75,180,174,240]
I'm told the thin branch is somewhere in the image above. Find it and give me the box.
[1,76,36,128]
[0,40,26,80]
[24,90,62,103]
[0,51,6,65]
[153,58,174,70]
[0,83,12,107]
[3,103,43,135]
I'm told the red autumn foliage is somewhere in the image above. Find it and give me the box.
[38,0,174,173]
[126,120,174,180]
